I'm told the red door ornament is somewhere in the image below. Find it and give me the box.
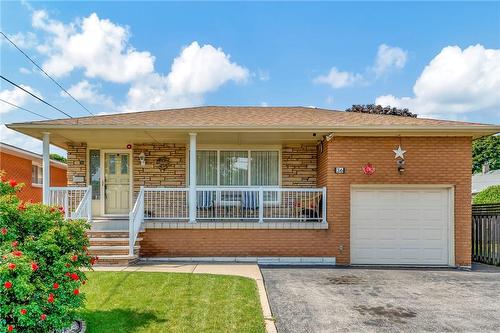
[362,163,375,175]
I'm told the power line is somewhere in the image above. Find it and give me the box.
[0,75,73,118]
[0,31,94,116]
[0,98,50,119]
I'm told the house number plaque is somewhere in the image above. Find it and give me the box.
[335,167,345,174]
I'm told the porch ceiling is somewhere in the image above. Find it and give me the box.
[10,128,330,149]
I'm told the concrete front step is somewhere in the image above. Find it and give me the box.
[89,237,142,246]
[89,245,140,256]
[87,230,129,238]
[94,255,139,266]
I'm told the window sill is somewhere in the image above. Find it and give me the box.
[144,221,328,230]
[32,183,43,188]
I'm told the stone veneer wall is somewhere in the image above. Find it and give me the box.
[66,142,87,186]
[281,143,317,188]
[133,143,187,195]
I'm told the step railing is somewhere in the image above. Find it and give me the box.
[129,186,145,256]
[49,186,92,222]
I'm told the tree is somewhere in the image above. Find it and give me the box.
[49,154,67,164]
[0,171,97,332]
[472,135,500,174]
[346,104,417,118]
[473,185,500,204]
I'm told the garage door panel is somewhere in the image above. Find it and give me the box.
[351,187,450,266]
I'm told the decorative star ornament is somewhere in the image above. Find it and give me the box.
[393,145,406,159]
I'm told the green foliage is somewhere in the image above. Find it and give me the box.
[49,154,67,164]
[473,185,500,204]
[472,135,500,174]
[0,171,96,332]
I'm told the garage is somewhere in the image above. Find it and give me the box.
[350,186,453,266]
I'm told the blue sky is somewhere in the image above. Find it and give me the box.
[1,1,499,155]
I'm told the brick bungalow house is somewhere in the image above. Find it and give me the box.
[0,142,67,202]
[7,106,500,267]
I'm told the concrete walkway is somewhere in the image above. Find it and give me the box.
[92,263,277,333]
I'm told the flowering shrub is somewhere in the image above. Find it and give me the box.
[0,172,96,332]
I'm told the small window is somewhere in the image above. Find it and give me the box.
[89,150,100,200]
[121,154,129,175]
[32,164,43,185]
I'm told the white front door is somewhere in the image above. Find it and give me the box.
[350,187,452,266]
[103,152,131,215]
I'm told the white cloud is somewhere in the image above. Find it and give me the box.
[315,43,408,89]
[376,44,500,119]
[19,67,32,74]
[33,10,155,83]
[313,67,362,88]
[373,44,408,77]
[123,41,249,111]
[64,80,115,109]
[5,31,38,49]
[0,125,66,156]
[0,85,41,114]
[260,102,268,107]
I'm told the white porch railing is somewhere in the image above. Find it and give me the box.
[129,186,145,256]
[48,186,92,222]
[134,187,326,223]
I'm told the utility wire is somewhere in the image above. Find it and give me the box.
[0,75,73,118]
[0,98,50,119]
[0,31,94,116]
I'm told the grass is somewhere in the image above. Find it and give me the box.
[79,272,265,333]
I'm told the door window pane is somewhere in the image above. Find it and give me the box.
[108,155,116,175]
[89,150,100,199]
[121,155,129,175]
[220,151,248,186]
[251,151,279,186]
[197,151,217,186]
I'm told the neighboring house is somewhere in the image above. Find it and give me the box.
[0,142,67,202]
[7,106,500,268]
[472,168,500,195]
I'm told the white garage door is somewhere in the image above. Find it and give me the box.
[351,187,452,266]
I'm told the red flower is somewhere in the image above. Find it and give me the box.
[48,293,54,303]
[8,263,16,270]
[7,325,13,332]
[1,228,7,235]
[17,202,26,211]
[73,289,80,295]
[8,179,17,187]
[12,250,22,257]
[70,273,79,281]
[4,281,12,289]
[31,262,39,271]
[71,255,78,262]
[53,283,59,289]
[11,240,18,247]
[50,207,56,213]
[65,272,71,277]
[58,206,65,215]
[20,309,27,315]
[40,314,47,321]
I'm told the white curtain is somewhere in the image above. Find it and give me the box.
[220,151,248,186]
[251,151,279,186]
[196,151,217,186]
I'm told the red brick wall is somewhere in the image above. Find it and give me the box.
[140,136,472,267]
[0,152,67,202]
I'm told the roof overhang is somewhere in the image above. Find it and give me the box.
[6,123,500,150]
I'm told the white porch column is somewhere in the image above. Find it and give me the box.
[189,133,197,223]
[42,132,50,204]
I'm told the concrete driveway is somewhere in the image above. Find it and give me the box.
[261,264,500,333]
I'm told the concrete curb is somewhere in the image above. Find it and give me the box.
[90,263,277,333]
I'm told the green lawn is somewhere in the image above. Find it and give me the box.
[79,272,265,333]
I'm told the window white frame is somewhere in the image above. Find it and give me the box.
[187,147,282,188]
[31,163,43,187]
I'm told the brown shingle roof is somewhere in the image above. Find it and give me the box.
[7,106,494,129]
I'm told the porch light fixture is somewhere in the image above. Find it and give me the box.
[397,159,405,173]
[139,151,146,166]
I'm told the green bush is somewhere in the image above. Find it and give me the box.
[0,172,97,332]
[473,185,500,204]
